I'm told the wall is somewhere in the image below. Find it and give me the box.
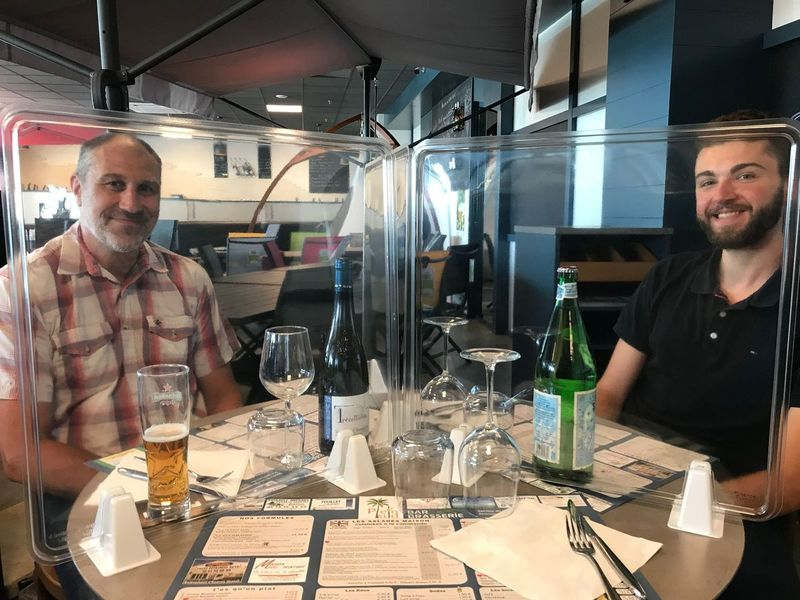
[17,136,350,224]
[601,0,674,227]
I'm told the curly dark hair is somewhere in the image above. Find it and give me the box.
[696,109,788,178]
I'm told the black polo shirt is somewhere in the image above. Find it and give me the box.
[614,249,780,476]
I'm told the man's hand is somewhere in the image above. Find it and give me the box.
[198,363,243,415]
[0,399,97,498]
[596,339,647,420]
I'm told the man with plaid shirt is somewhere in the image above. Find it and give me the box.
[0,132,243,500]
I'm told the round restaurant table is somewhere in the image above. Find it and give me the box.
[67,406,745,600]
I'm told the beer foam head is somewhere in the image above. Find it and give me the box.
[143,422,189,443]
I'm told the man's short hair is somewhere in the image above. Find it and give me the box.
[74,132,162,182]
[696,109,789,179]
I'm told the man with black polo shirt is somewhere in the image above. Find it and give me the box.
[597,112,800,598]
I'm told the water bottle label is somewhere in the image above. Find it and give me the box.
[324,393,370,439]
[533,388,561,464]
[556,282,578,300]
[573,388,596,469]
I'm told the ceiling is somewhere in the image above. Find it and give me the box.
[0,1,651,132]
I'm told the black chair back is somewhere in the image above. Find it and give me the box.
[199,244,224,279]
[435,242,480,314]
[272,265,335,381]
[34,218,73,248]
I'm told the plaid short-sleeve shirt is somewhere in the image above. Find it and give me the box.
[0,224,240,456]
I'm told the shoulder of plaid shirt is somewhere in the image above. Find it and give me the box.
[0,231,243,498]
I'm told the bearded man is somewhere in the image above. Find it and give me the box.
[597,111,800,598]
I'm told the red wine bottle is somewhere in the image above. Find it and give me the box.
[318,258,370,454]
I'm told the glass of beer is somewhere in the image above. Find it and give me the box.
[137,364,192,518]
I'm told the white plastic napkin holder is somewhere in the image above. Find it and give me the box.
[668,459,724,538]
[433,425,468,485]
[79,487,160,576]
[324,430,386,494]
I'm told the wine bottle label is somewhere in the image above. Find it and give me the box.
[323,392,370,440]
[533,388,561,464]
[572,388,596,469]
[556,282,578,300]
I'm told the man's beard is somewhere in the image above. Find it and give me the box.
[697,187,784,249]
[83,209,154,253]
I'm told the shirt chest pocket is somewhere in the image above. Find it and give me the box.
[146,315,195,365]
[55,322,115,389]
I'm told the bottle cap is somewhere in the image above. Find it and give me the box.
[334,258,352,288]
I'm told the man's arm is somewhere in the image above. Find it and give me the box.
[0,399,97,498]
[720,406,800,515]
[197,363,242,415]
[596,339,647,420]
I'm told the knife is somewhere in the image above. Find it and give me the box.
[568,500,647,599]
[117,467,228,499]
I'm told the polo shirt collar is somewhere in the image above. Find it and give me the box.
[57,223,168,278]
[689,247,779,308]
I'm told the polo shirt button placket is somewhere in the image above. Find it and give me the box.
[709,332,718,340]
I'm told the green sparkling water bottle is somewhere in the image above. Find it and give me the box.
[533,265,596,481]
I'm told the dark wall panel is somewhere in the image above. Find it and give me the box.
[767,36,800,118]
[669,2,771,124]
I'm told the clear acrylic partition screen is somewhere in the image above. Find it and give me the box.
[404,121,800,520]
[0,104,392,563]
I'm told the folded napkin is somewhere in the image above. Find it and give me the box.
[85,447,249,505]
[86,451,148,505]
[189,448,249,498]
[430,501,662,600]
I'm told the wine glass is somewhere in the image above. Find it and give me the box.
[254,326,314,470]
[260,326,315,411]
[458,347,521,517]
[420,316,468,430]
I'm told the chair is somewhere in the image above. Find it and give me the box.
[227,234,272,275]
[419,243,480,374]
[483,232,495,309]
[264,240,285,267]
[199,244,224,278]
[246,264,335,402]
[148,219,178,250]
[300,235,349,264]
[34,218,73,248]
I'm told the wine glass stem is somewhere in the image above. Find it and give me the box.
[284,396,292,411]
[486,363,496,426]
[442,327,450,374]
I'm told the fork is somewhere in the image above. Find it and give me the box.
[135,456,233,484]
[566,513,623,600]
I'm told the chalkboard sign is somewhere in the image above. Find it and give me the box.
[309,152,349,193]
[257,144,271,179]
[431,78,473,140]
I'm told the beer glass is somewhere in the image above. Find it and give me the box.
[137,364,192,518]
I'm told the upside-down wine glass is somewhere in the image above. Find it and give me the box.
[420,316,468,430]
[458,347,521,517]
[252,326,314,471]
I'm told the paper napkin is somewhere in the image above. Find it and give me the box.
[85,447,249,505]
[430,501,662,600]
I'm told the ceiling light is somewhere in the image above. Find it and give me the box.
[266,104,302,113]
[274,94,288,99]
[160,127,193,139]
